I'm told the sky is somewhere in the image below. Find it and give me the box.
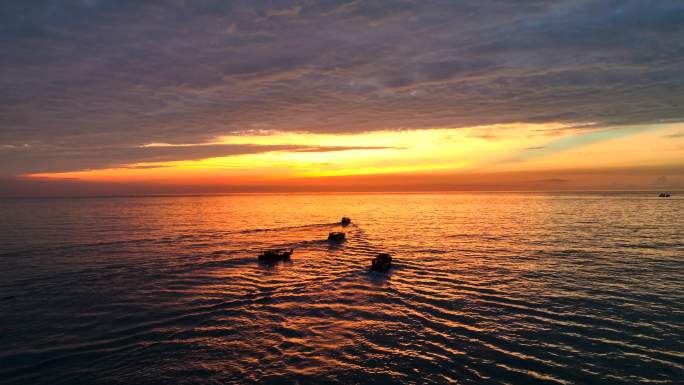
[1,0,683,195]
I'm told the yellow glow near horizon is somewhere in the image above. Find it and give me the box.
[492,123,684,172]
[25,122,682,184]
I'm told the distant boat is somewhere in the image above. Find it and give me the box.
[328,232,346,242]
[658,193,671,197]
[258,248,293,262]
[341,217,351,226]
[370,253,392,272]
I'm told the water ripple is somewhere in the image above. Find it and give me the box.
[0,193,682,384]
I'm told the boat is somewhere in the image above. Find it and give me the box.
[340,217,351,226]
[258,248,293,262]
[658,193,671,197]
[328,232,346,242]
[370,253,392,272]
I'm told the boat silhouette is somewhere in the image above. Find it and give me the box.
[258,248,293,262]
[328,232,346,242]
[370,253,392,272]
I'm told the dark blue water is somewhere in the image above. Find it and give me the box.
[0,193,682,384]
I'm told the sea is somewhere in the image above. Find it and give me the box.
[0,192,682,384]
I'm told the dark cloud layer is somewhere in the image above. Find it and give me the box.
[1,0,684,175]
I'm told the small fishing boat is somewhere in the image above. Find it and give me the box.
[341,217,351,226]
[258,248,293,262]
[658,193,671,197]
[328,232,346,242]
[371,253,392,272]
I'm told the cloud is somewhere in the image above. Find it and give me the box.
[0,0,683,175]
[290,146,399,153]
[0,142,396,174]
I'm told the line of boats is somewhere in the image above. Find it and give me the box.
[257,217,393,272]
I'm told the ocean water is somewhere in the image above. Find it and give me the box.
[0,192,682,384]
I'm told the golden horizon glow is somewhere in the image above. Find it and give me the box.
[25,122,684,187]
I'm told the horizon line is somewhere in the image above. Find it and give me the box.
[1,189,681,200]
